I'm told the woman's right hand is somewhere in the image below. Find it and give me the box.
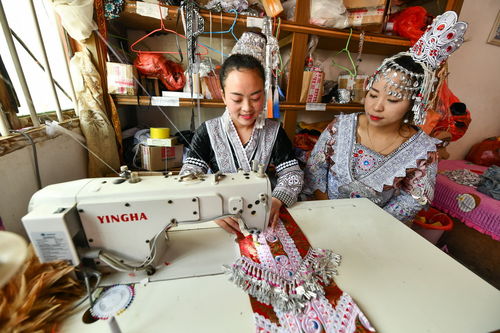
[214,217,241,234]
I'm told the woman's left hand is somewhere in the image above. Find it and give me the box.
[269,197,283,229]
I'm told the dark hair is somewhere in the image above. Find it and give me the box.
[393,55,425,125]
[393,55,424,75]
[219,54,265,91]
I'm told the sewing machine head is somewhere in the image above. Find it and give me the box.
[22,170,271,279]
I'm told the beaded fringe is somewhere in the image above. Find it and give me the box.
[224,248,341,313]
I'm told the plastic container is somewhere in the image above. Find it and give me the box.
[412,208,453,245]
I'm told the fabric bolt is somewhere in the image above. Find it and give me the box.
[231,208,376,332]
[304,113,440,224]
[69,48,120,177]
[180,112,303,207]
[432,160,500,241]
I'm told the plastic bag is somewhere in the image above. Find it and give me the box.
[423,81,471,142]
[310,0,349,29]
[133,53,186,91]
[466,137,500,167]
[50,0,97,41]
[390,6,428,45]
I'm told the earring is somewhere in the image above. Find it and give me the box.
[403,118,409,124]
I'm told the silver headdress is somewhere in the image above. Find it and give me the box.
[230,30,280,128]
[366,11,467,125]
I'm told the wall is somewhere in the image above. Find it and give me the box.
[447,0,500,159]
[0,134,87,238]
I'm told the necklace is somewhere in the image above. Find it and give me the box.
[366,123,401,155]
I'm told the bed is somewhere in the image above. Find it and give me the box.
[432,159,500,241]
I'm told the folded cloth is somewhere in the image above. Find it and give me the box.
[477,165,500,200]
[442,169,481,187]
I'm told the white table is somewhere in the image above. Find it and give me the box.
[60,198,500,333]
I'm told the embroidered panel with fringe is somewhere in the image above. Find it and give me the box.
[224,207,377,332]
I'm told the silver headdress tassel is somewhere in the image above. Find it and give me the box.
[366,11,467,125]
[225,248,341,313]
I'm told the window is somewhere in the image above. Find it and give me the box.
[0,0,74,120]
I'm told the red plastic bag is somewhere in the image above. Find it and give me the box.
[134,53,186,91]
[423,81,471,142]
[466,137,500,167]
[390,6,428,45]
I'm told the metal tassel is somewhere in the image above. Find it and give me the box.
[224,248,341,314]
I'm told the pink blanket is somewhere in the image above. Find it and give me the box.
[432,160,500,241]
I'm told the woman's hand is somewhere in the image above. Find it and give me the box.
[214,217,240,234]
[269,197,283,229]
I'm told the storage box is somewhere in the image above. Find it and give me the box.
[300,67,325,103]
[347,6,385,30]
[146,137,178,147]
[203,74,223,100]
[338,74,368,104]
[343,0,386,9]
[106,62,137,95]
[141,144,183,171]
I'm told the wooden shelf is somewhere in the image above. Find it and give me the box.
[115,1,410,56]
[113,95,363,113]
[115,1,267,40]
[114,95,225,107]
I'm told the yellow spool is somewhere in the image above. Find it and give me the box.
[150,127,170,139]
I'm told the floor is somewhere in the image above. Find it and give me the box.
[439,218,500,290]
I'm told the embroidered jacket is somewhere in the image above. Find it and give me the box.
[180,113,304,207]
[304,113,440,224]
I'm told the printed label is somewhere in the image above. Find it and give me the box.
[151,96,180,106]
[306,103,327,111]
[136,2,168,20]
[247,17,263,29]
[31,232,73,264]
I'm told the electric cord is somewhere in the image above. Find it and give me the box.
[83,213,247,274]
[10,129,42,189]
[71,267,102,311]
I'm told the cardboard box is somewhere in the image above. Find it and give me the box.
[343,0,386,9]
[300,68,325,103]
[141,144,183,171]
[338,74,368,104]
[146,137,178,147]
[106,62,137,95]
[347,6,385,30]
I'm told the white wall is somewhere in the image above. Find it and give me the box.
[0,135,87,238]
[447,0,500,159]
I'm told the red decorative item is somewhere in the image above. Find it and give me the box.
[293,133,319,152]
[423,81,471,142]
[391,6,428,45]
[466,137,500,167]
[134,53,186,91]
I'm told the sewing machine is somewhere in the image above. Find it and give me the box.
[22,168,271,282]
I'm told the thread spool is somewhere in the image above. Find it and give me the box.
[150,128,170,139]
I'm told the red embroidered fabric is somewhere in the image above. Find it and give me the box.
[235,207,376,333]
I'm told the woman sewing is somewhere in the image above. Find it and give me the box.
[180,52,303,233]
[304,12,467,224]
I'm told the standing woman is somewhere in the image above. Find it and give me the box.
[304,12,467,224]
[180,53,303,233]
